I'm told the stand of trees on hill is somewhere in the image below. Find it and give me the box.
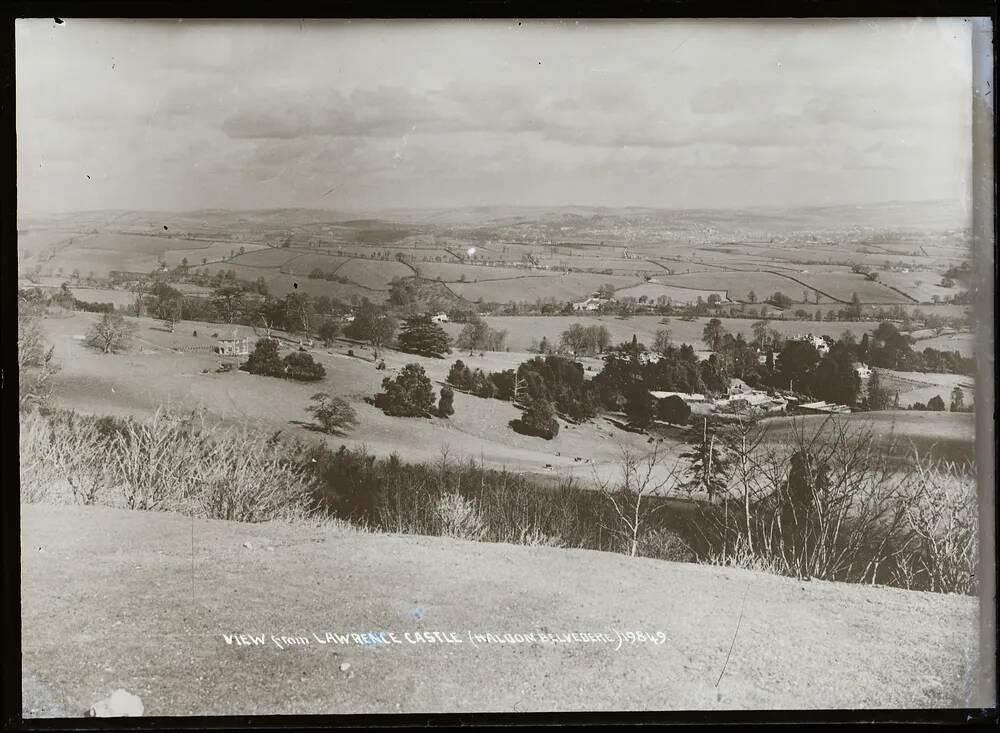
[373,363,438,417]
[396,314,452,358]
[242,339,326,381]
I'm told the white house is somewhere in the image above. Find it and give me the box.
[430,313,450,323]
[790,333,830,356]
[853,363,873,379]
[572,297,609,312]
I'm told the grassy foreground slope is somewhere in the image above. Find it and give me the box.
[22,504,980,715]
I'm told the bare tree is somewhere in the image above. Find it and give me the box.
[87,312,135,354]
[596,443,682,557]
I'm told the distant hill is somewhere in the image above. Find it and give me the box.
[19,199,970,238]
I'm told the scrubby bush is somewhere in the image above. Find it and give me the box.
[435,493,488,541]
[19,408,319,523]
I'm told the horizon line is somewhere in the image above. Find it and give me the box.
[17,197,970,221]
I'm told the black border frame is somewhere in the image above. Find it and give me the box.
[2,3,997,730]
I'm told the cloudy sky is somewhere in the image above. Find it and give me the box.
[16,18,975,214]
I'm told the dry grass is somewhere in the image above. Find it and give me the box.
[20,408,319,524]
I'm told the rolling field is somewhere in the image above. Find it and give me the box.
[17,229,85,258]
[448,272,640,304]
[335,259,414,288]
[162,241,268,266]
[198,264,383,300]
[277,252,353,276]
[759,411,976,464]
[876,271,960,303]
[413,262,553,282]
[69,233,211,254]
[793,272,916,304]
[33,249,162,279]
[222,247,304,268]
[615,281,728,304]
[872,369,975,410]
[658,272,834,303]
[915,333,976,358]
[448,315,880,353]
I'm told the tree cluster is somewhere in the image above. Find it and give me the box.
[242,339,326,381]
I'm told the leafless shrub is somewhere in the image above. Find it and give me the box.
[517,525,566,548]
[190,425,318,523]
[18,411,110,505]
[695,414,979,594]
[701,535,783,575]
[108,408,207,511]
[19,411,60,503]
[893,454,978,594]
[637,528,694,562]
[434,492,488,541]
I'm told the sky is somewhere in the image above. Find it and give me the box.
[16,18,977,215]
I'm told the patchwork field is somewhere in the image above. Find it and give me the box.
[198,264,382,300]
[615,281,728,304]
[335,259,415,288]
[221,247,304,268]
[444,315,880,353]
[877,271,962,303]
[448,272,641,304]
[915,333,976,358]
[162,241,268,266]
[657,272,834,304]
[413,262,551,282]
[760,411,976,464]
[276,252,353,276]
[793,272,917,304]
[872,369,975,411]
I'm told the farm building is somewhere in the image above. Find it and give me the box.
[572,297,610,312]
[214,337,250,357]
[789,333,830,356]
[797,400,852,415]
[649,391,707,403]
[431,313,450,323]
[714,390,788,415]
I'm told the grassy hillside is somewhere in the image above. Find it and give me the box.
[21,503,982,716]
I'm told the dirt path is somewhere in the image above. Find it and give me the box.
[21,503,982,716]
